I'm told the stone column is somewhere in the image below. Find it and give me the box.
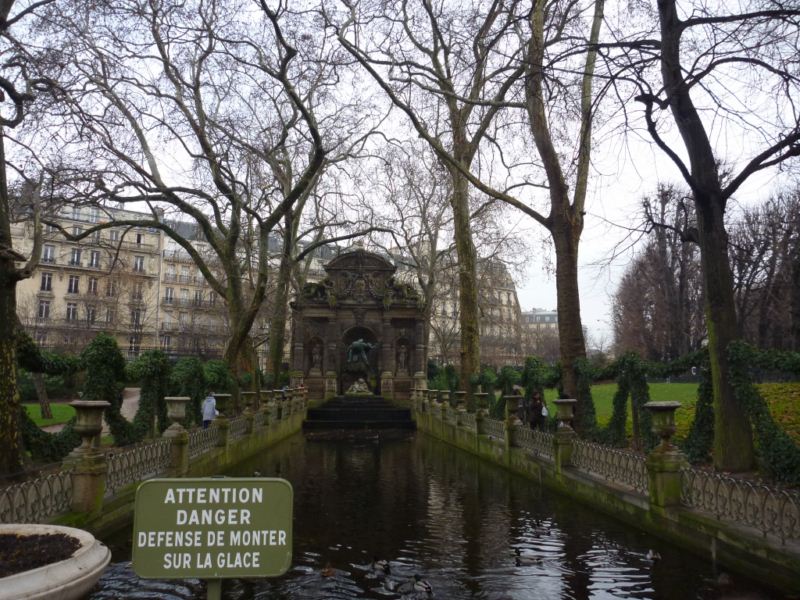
[644,402,687,507]
[324,371,338,399]
[552,399,578,475]
[66,401,110,513]
[162,396,189,477]
[474,392,488,435]
[213,393,232,449]
[381,372,394,400]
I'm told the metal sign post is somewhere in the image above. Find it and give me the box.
[132,478,293,599]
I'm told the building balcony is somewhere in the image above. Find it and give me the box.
[161,297,216,310]
[163,273,203,285]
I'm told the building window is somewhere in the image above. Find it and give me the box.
[89,250,100,268]
[180,288,189,301]
[136,232,144,245]
[86,305,96,324]
[67,275,80,294]
[66,302,78,321]
[42,244,55,264]
[194,290,203,306]
[35,331,47,345]
[106,279,118,297]
[38,300,50,320]
[208,293,216,306]
[106,308,116,324]
[131,308,142,327]
[88,277,98,295]
[88,208,99,223]
[44,223,58,234]
[133,255,144,272]
[72,225,81,237]
[164,287,174,303]
[161,335,171,350]
[179,312,188,325]
[40,272,52,291]
[129,335,141,357]
[110,229,120,242]
[132,281,144,301]
[70,248,81,266]
[91,230,101,243]
[71,207,81,221]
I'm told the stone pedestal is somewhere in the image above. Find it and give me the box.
[65,400,111,513]
[553,428,578,474]
[241,391,257,413]
[644,401,686,507]
[381,371,394,400]
[324,371,338,399]
[290,371,304,388]
[162,396,190,477]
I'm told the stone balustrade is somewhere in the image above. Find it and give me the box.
[0,389,308,528]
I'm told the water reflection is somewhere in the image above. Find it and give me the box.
[96,432,781,599]
[225,433,779,600]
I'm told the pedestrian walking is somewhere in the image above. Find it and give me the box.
[202,392,217,429]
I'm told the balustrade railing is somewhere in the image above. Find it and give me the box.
[571,439,648,496]
[460,412,477,432]
[512,426,554,460]
[188,424,219,459]
[105,438,171,498]
[0,471,73,524]
[253,410,268,429]
[483,417,505,439]
[229,416,249,440]
[681,467,800,544]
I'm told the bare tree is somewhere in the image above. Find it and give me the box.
[613,184,705,360]
[0,0,60,476]
[606,1,800,470]
[329,0,528,388]
[34,0,364,395]
[730,192,800,350]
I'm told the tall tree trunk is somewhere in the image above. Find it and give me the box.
[267,220,294,382]
[449,169,480,389]
[551,216,589,421]
[791,234,800,351]
[0,127,24,476]
[33,372,52,420]
[696,196,754,470]
[658,0,754,471]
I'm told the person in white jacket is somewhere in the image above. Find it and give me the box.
[201,394,217,429]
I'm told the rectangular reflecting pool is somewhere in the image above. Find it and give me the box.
[96,432,784,599]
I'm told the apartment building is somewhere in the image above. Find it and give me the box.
[521,308,560,362]
[11,206,236,359]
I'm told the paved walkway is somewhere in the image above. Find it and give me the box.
[41,388,141,434]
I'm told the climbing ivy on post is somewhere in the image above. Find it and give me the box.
[16,332,82,463]
[727,342,800,485]
[170,357,207,426]
[81,333,132,444]
[128,350,172,437]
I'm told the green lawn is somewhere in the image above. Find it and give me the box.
[24,403,76,427]
[544,382,800,443]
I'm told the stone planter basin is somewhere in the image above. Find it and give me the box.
[0,524,111,600]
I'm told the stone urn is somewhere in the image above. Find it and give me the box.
[164,396,189,427]
[553,398,577,429]
[241,391,257,413]
[0,524,110,600]
[644,401,682,450]
[65,400,109,461]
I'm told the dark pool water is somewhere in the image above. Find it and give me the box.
[97,432,783,599]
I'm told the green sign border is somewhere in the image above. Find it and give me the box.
[132,477,293,579]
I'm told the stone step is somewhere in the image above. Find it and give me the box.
[306,408,411,421]
[302,419,416,430]
[303,395,415,431]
